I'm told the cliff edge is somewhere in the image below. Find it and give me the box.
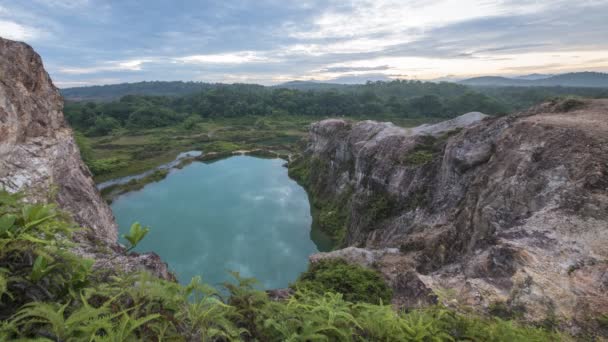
[295,99,608,333]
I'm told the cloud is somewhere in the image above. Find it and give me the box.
[32,0,91,9]
[53,78,121,87]
[0,19,41,41]
[174,52,275,64]
[58,59,154,75]
[320,65,391,73]
[10,0,605,85]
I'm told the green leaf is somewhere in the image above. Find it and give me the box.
[0,214,16,235]
[30,255,56,282]
[122,222,150,251]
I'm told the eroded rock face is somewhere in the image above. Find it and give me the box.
[0,37,172,280]
[301,101,608,333]
[0,38,117,242]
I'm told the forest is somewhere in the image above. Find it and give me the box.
[64,80,608,137]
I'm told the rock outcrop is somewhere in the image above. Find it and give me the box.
[0,37,172,280]
[296,100,608,333]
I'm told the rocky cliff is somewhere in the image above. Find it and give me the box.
[294,100,608,333]
[0,37,172,280]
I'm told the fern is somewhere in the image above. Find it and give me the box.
[11,301,112,340]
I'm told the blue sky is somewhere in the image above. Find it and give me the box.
[1,0,607,87]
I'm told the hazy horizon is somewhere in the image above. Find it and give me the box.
[2,0,607,88]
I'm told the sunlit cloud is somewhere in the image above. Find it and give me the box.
[0,19,41,41]
[174,52,276,64]
[58,59,154,75]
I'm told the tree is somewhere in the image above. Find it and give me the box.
[87,115,120,136]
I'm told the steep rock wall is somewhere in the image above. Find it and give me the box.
[0,37,117,242]
[0,37,172,280]
[295,101,608,332]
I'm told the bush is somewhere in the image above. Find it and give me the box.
[74,132,93,164]
[293,259,393,305]
[182,114,202,130]
[86,115,120,136]
[556,97,585,112]
[88,157,130,176]
[127,106,181,128]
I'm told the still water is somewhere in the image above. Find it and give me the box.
[111,156,329,289]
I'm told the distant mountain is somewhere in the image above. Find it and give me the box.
[515,73,554,80]
[328,73,392,84]
[275,81,349,91]
[62,75,393,101]
[460,72,608,88]
[459,76,529,87]
[429,75,465,83]
[276,74,392,90]
[60,81,217,101]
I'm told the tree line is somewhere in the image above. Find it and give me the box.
[64,80,606,136]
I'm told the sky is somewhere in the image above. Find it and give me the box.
[1,0,607,87]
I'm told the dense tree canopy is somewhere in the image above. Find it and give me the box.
[64,80,607,136]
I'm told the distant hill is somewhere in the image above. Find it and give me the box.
[60,81,218,101]
[276,74,392,90]
[515,73,554,80]
[61,72,608,103]
[460,72,608,88]
[274,81,353,91]
[62,74,395,101]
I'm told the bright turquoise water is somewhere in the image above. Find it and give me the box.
[111,156,329,289]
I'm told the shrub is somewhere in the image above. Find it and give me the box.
[556,97,585,112]
[293,259,393,305]
[74,132,94,164]
[182,114,202,130]
[89,157,130,176]
[86,115,120,136]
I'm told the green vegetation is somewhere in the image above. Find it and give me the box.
[61,81,218,102]
[401,135,442,166]
[364,192,394,228]
[554,96,586,112]
[64,81,510,137]
[293,259,393,305]
[475,86,608,111]
[0,190,571,341]
[289,156,352,245]
[65,80,607,184]
[74,115,313,182]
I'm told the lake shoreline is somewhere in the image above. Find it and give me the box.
[98,148,292,203]
[110,155,325,288]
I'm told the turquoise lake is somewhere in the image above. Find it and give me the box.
[111,156,330,289]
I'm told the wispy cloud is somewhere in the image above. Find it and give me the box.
[32,0,91,9]
[320,65,392,73]
[174,52,275,64]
